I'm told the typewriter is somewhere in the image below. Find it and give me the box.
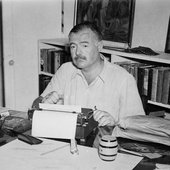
[76,108,98,139]
[28,106,98,140]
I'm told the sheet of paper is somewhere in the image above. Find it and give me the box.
[32,110,78,139]
[0,139,143,170]
[39,103,81,113]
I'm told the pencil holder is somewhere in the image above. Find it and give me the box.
[98,135,118,161]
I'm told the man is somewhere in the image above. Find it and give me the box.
[32,22,145,146]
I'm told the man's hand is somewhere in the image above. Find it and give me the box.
[42,91,62,104]
[93,109,115,127]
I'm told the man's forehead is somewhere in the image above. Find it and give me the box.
[69,29,96,42]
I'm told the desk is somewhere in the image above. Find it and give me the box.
[0,111,170,170]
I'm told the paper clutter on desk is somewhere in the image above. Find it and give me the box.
[114,115,170,146]
[2,116,31,134]
[155,163,170,170]
[0,107,10,118]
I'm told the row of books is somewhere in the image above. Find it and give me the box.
[40,48,71,74]
[115,62,170,105]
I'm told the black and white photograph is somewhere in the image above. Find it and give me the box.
[0,0,170,169]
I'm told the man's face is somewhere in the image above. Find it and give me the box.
[69,28,101,70]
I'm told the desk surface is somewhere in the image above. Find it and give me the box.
[0,110,170,170]
[0,138,143,170]
[1,134,170,170]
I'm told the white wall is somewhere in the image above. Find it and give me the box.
[63,0,75,36]
[132,0,170,51]
[2,0,75,111]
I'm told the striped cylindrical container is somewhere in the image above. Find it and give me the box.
[98,135,118,161]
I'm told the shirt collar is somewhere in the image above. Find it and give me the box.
[71,54,110,83]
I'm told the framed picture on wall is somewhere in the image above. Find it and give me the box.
[165,16,170,53]
[74,0,135,50]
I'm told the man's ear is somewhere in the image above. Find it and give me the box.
[97,40,103,52]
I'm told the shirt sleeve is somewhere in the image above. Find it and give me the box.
[119,74,145,120]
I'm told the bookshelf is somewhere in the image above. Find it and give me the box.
[38,38,170,112]
[38,38,70,95]
[102,48,170,111]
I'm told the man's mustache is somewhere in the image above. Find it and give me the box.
[74,55,86,61]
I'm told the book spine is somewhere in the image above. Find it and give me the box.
[161,69,170,104]
[54,51,61,73]
[50,50,55,74]
[147,68,153,100]
[151,67,159,102]
[143,68,150,96]
[137,67,145,96]
[47,49,52,73]
[156,68,165,103]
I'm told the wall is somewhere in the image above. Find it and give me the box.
[2,0,74,111]
[0,1,4,106]
[132,0,170,51]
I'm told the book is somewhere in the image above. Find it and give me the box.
[40,49,46,72]
[40,49,48,72]
[137,64,153,96]
[47,49,52,73]
[150,67,159,102]
[132,63,141,83]
[149,110,165,117]
[143,67,152,96]
[161,68,170,104]
[54,51,61,73]
[156,67,169,103]
[148,67,154,100]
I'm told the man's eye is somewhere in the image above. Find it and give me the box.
[82,44,88,47]
[70,45,76,49]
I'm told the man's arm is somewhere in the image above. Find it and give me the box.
[32,96,43,109]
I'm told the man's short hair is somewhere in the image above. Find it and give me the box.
[69,21,103,41]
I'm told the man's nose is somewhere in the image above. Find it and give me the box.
[76,46,81,55]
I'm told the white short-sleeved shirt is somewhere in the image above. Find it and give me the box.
[41,58,145,123]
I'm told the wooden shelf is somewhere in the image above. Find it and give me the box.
[102,49,170,64]
[40,71,53,77]
[148,100,170,109]
[39,38,68,46]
